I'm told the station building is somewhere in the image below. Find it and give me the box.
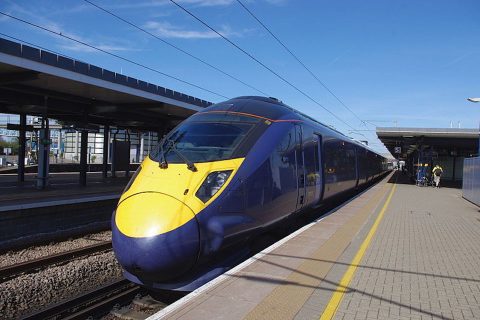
[376,127,479,183]
[0,36,211,186]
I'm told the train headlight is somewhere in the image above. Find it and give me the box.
[196,170,232,203]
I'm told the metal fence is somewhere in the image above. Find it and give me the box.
[463,157,480,206]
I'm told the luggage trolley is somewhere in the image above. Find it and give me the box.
[415,153,432,187]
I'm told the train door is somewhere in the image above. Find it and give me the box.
[295,124,305,210]
[314,134,323,204]
[354,146,360,188]
[302,130,322,207]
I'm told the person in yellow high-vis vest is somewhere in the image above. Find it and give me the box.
[432,164,443,188]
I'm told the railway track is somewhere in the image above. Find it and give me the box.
[21,279,142,320]
[0,241,112,280]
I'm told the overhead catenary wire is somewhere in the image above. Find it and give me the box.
[82,0,269,97]
[0,11,229,100]
[235,0,365,126]
[168,0,357,131]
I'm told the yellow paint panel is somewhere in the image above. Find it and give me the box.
[115,192,195,237]
[116,157,244,237]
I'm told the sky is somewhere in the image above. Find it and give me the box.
[1,0,479,154]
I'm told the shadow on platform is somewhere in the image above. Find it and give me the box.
[229,253,452,320]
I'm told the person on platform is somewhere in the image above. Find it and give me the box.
[432,164,443,188]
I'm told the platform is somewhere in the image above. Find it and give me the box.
[0,171,130,251]
[150,172,480,320]
[0,171,129,207]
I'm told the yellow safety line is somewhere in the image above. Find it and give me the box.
[320,183,397,320]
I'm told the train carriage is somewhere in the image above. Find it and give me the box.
[112,96,387,291]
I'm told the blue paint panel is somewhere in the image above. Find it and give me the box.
[21,46,41,61]
[122,243,250,291]
[0,38,21,56]
[195,203,254,257]
[40,51,57,66]
[88,65,103,79]
[165,89,174,98]
[102,70,115,82]
[74,61,89,75]
[57,56,75,71]
[112,211,200,282]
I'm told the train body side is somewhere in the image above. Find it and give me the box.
[197,115,387,258]
[112,96,388,290]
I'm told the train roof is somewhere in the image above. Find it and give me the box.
[201,96,386,159]
[203,96,341,132]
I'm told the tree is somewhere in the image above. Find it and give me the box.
[0,137,19,154]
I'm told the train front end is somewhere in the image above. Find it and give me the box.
[112,111,261,290]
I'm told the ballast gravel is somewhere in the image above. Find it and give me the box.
[0,231,112,268]
[0,251,123,319]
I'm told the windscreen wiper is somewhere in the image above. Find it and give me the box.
[167,139,197,172]
[158,132,185,169]
[158,139,168,169]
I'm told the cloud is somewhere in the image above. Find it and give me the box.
[179,0,235,6]
[443,52,474,68]
[56,32,140,53]
[58,42,138,53]
[326,47,354,67]
[144,20,240,39]
[103,0,234,10]
[263,0,289,5]
[41,23,121,53]
[0,2,140,54]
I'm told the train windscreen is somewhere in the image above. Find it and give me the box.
[149,112,260,163]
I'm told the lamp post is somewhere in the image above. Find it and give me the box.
[467,98,480,156]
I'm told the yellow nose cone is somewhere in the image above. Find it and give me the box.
[115,193,196,238]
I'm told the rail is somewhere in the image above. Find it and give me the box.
[0,241,112,280]
[21,279,141,319]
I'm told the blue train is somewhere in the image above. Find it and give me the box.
[112,96,388,291]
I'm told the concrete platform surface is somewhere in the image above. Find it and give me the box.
[149,172,480,320]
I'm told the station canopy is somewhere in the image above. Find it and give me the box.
[376,127,479,159]
[0,37,212,131]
